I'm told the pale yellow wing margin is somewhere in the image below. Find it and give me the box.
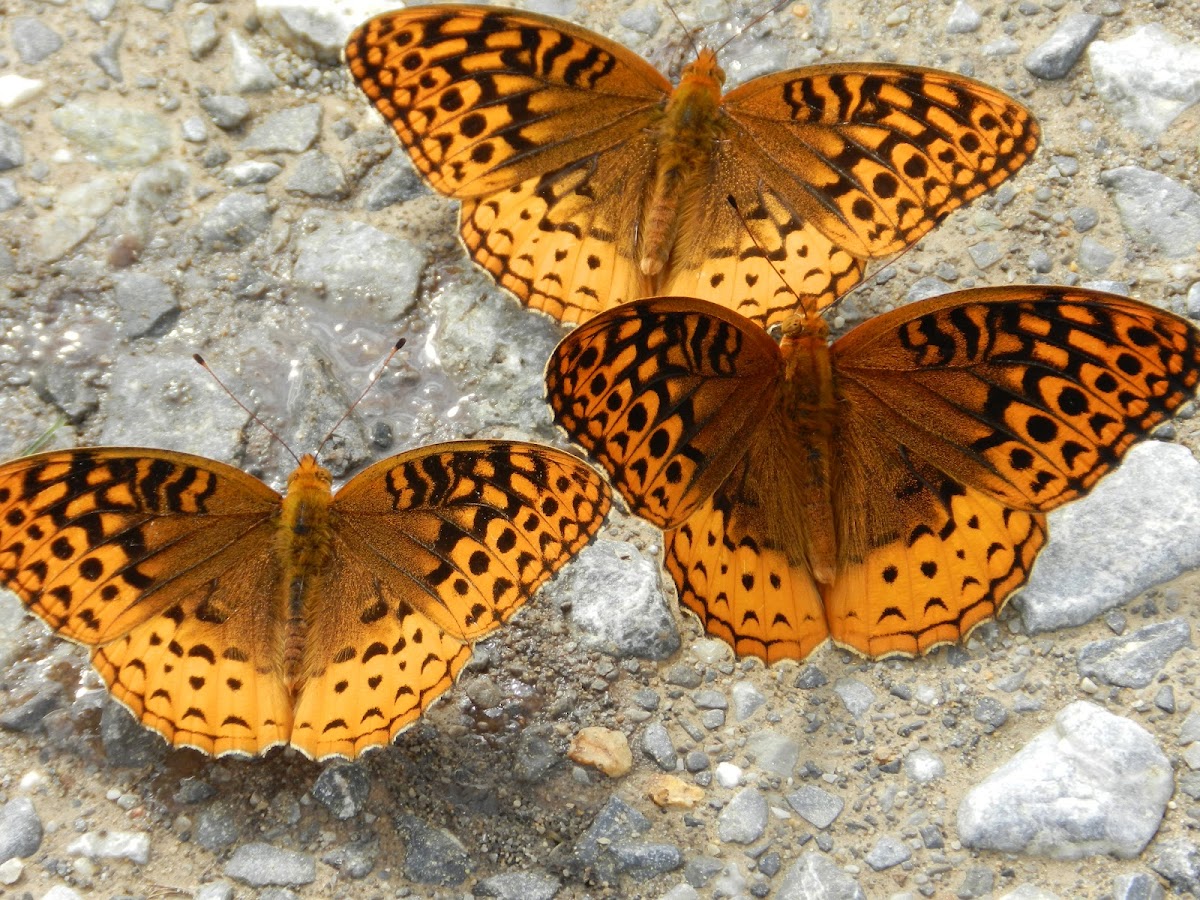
[546,297,783,528]
[293,441,611,760]
[0,449,292,756]
[346,5,670,199]
[665,465,828,664]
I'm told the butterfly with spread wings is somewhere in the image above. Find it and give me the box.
[546,287,1200,662]
[346,5,1039,326]
[0,441,609,759]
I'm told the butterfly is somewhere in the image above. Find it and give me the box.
[345,5,1040,328]
[545,286,1200,662]
[0,441,610,759]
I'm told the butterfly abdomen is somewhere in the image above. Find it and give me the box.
[641,50,727,278]
[278,455,336,683]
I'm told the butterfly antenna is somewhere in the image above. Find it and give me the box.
[663,0,702,60]
[193,354,302,467]
[315,337,408,458]
[715,0,793,55]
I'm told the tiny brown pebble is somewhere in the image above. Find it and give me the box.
[647,774,704,808]
[567,726,632,777]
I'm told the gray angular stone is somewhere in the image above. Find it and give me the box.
[572,796,650,882]
[904,748,946,783]
[786,785,844,829]
[1078,237,1116,274]
[1028,249,1053,273]
[229,32,280,93]
[195,192,272,252]
[557,540,678,659]
[664,664,702,688]
[834,678,874,717]
[747,730,800,776]
[286,150,348,198]
[513,726,562,783]
[693,690,727,710]
[196,805,239,852]
[1112,871,1165,900]
[51,103,172,168]
[292,215,425,321]
[905,276,954,303]
[958,701,1172,859]
[397,815,473,885]
[958,866,995,898]
[619,5,662,34]
[946,0,982,33]
[612,841,683,879]
[968,240,1003,270]
[795,665,828,689]
[718,787,768,844]
[180,116,208,143]
[363,154,426,209]
[173,778,216,805]
[0,177,19,211]
[0,685,63,732]
[1077,618,1190,688]
[90,28,124,81]
[641,722,678,771]
[0,798,43,863]
[187,11,220,59]
[113,272,179,339]
[243,104,322,154]
[224,843,315,887]
[200,95,252,130]
[0,122,24,171]
[865,835,912,870]
[1101,167,1200,259]
[474,871,562,900]
[101,701,167,766]
[685,856,724,887]
[322,836,378,879]
[1089,25,1200,137]
[1151,840,1200,894]
[1070,206,1099,232]
[312,763,370,819]
[1024,13,1103,79]
[731,681,766,721]
[974,696,1009,730]
[11,17,62,64]
[777,851,866,900]
[1017,443,1200,633]
[222,161,282,186]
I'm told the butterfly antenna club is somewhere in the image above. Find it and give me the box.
[316,337,408,458]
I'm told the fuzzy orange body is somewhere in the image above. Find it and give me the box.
[640,49,726,277]
[276,454,335,687]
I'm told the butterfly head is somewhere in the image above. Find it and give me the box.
[679,47,725,92]
[288,454,333,494]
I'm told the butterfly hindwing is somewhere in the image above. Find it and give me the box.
[546,297,783,528]
[294,441,611,759]
[665,463,829,663]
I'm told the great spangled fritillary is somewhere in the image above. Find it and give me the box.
[0,441,610,758]
[345,5,1040,327]
[546,288,1200,662]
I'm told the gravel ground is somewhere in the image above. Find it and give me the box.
[2,0,1200,898]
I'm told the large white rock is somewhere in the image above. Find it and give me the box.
[1088,25,1200,137]
[1016,442,1200,633]
[957,701,1172,859]
[258,0,400,63]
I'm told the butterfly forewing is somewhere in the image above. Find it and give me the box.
[546,297,783,528]
[345,6,669,198]
[0,448,293,755]
[722,65,1040,260]
[834,287,1200,513]
[293,441,611,759]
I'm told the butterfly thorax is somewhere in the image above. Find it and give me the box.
[278,454,335,683]
[752,321,840,584]
[640,48,728,278]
